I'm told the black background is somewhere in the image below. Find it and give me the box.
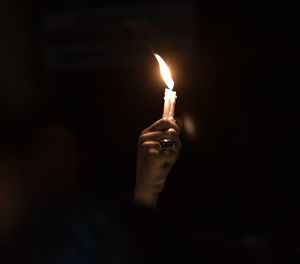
[2,2,300,261]
[46,2,300,247]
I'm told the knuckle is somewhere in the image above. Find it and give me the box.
[141,129,148,135]
[141,142,149,148]
[139,134,147,142]
[166,129,178,138]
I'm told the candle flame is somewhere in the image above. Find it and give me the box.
[154,53,174,90]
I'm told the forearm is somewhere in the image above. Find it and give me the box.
[134,186,158,209]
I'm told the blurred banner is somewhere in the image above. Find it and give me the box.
[44,2,197,70]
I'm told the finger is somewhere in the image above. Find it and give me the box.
[140,130,182,149]
[140,130,177,142]
[157,129,182,150]
[142,118,180,134]
[139,131,164,142]
[164,128,182,149]
[141,140,179,158]
[141,141,160,148]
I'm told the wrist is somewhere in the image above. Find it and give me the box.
[134,186,158,209]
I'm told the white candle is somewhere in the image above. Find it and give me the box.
[163,88,177,119]
[153,53,176,119]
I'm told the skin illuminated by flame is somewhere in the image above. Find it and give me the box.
[154,53,174,90]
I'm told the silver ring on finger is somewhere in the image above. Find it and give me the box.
[159,138,177,153]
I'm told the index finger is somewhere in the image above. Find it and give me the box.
[142,118,180,134]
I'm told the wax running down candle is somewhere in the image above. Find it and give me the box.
[153,53,177,119]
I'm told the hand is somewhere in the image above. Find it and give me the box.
[135,118,182,209]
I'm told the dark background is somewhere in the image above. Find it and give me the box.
[2,2,300,261]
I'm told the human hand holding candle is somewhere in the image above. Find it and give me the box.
[134,54,181,209]
[135,118,182,209]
